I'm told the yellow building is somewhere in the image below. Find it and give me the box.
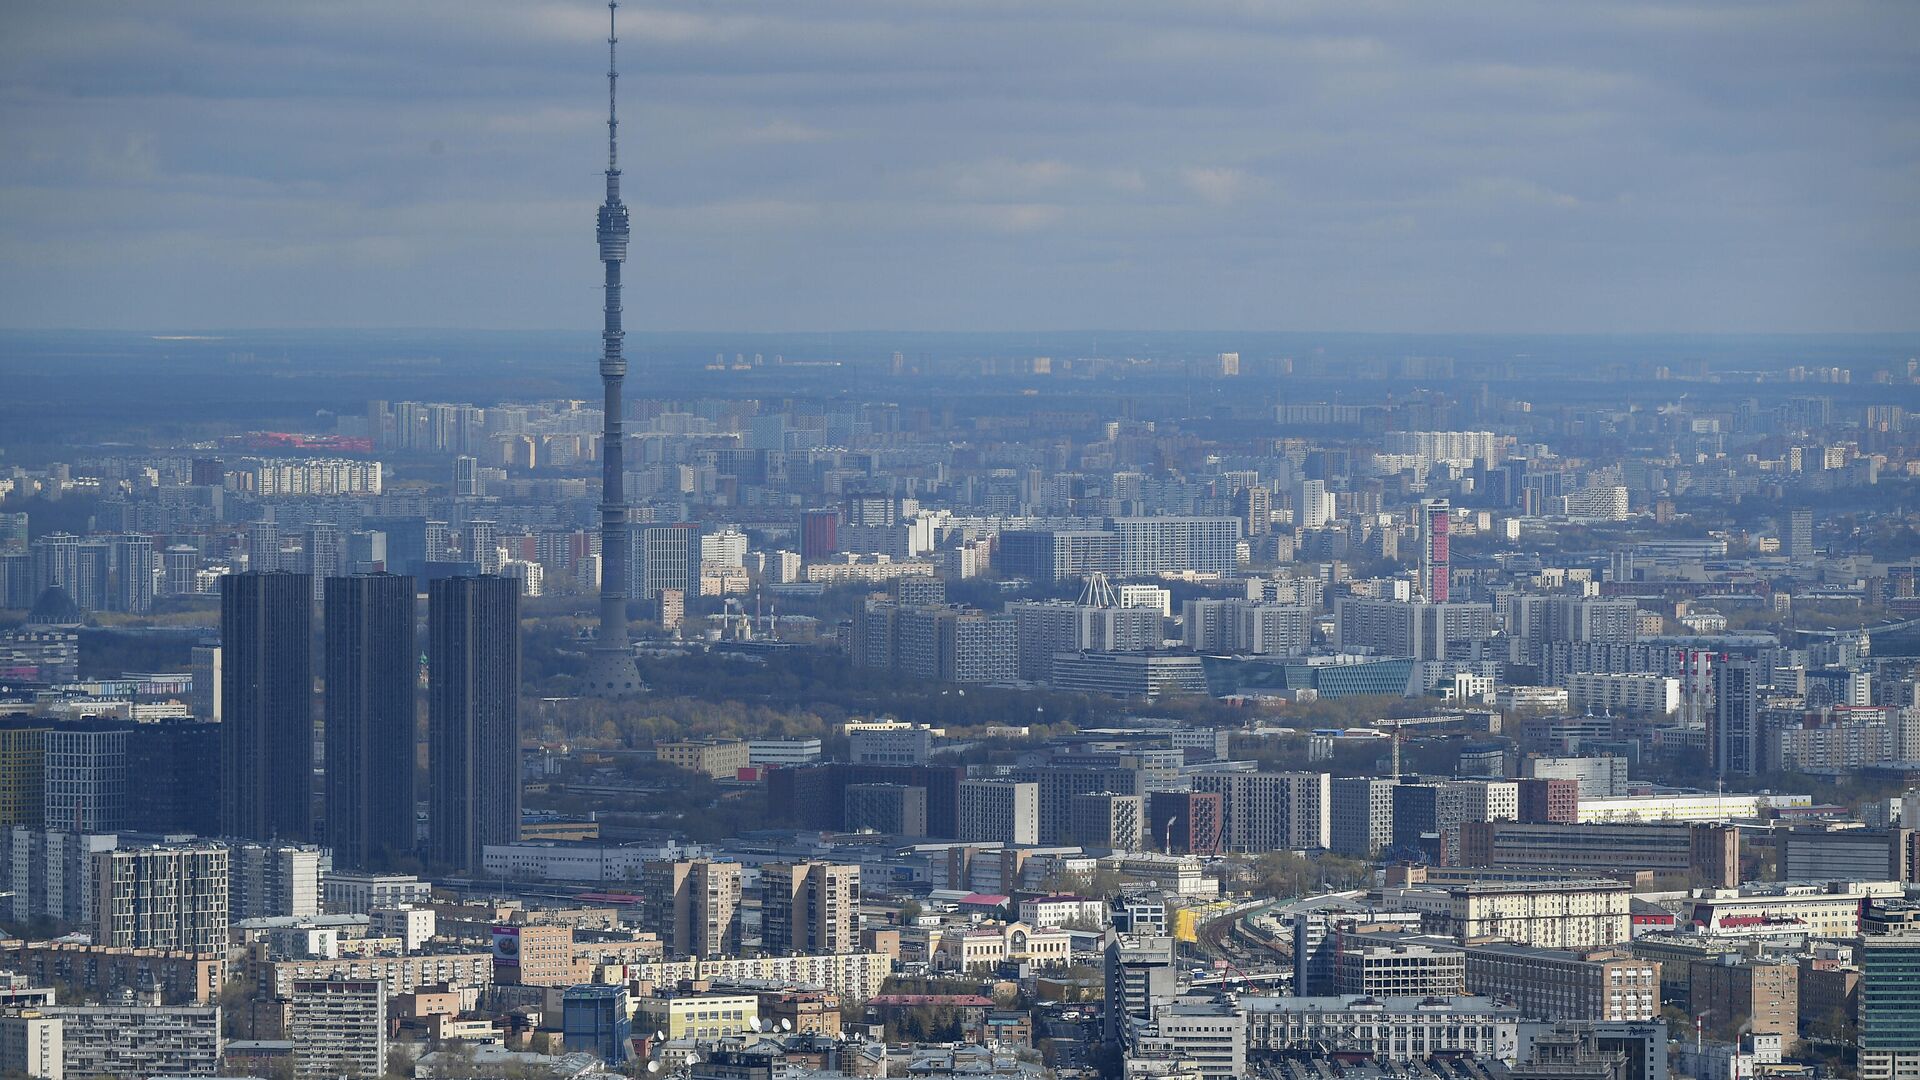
[655,739,750,779]
[635,991,761,1040]
[934,922,1072,972]
[0,726,45,827]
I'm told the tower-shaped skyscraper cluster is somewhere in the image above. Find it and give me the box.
[219,570,520,872]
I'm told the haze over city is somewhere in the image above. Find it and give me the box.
[1,3,1920,1080]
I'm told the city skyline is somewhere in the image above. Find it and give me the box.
[3,4,1920,1078]
[1,2,1915,334]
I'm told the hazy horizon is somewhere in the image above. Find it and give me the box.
[3,1,1916,335]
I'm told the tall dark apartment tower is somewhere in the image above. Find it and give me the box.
[324,574,418,870]
[220,571,314,841]
[428,575,521,872]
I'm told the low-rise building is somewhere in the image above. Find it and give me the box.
[254,952,494,1000]
[1461,940,1659,1021]
[1377,879,1634,948]
[636,991,759,1041]
[655,739,750,779]
[935,922,1072,972]
[0,941,223,1005]
[1244,994,1521,1060]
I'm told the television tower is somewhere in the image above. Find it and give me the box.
[585,1,641,696]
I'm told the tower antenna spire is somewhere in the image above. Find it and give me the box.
[607,1,619,173]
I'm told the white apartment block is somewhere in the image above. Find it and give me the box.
[1562,672,1681,716]
[958,781,1039,846]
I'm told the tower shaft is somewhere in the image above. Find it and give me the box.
[589,1,638,694]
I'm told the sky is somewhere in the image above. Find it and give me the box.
[0,1,1916,335]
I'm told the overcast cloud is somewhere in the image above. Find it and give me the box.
[0,1,1915,333]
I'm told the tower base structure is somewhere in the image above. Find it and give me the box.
[583,646,644,697]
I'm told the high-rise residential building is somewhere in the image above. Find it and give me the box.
[305,524,343,603]
[164,545,201,596]
[346,529,387,575]
[1009,599,1162,681]
[1234,483,1272,536]
[47,1004,221,1080]
[1069,792,1145,852]
[42,723,126,833]
[0,512,26,553]
[290,976,387,1080]
[0,1010,60,1080]
[760,862,860,956]
[0,551,33,608]
[0,828,118,926]
[424,520,453,564]
[842,783,927,837]
[1419,499,1450,602]
[1786,508,1815,560]
[1296,480,1335,529]
[958,780,1039,845]
[1329,777,1396,858]
[221,571,314,842]
[1516,777,1581,824]
[465,520,501,575]
[642,859,741,958]
[125,720,220,835]
[1192,771,1330,853]
[0,724,45,828]
[248,519,280,573]
[1392,781,1477,863]
[452,455,480,497]
[324,574,418,871]
[1008,761,1142,845]
[91,841,230,953]
[1147,791,1222,856]
[1181,598,1310,656]
[68,542,108,614]
[189,644,221,721]
[1712,657,1761,777]
[871,605,1002,683]
[28,533,80,602]
[999,518,1240,582]
[110,533,154,614]
[637,523,699,605]
[700,530,747,568]
[1103,932,1179,1048]
[229,840,324,920]
[428,575,521,872]
[800,509,838,560]
[1333,596,1496,662]
[1505,596,1640,647]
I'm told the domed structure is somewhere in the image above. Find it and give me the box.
[25,585,83,626]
